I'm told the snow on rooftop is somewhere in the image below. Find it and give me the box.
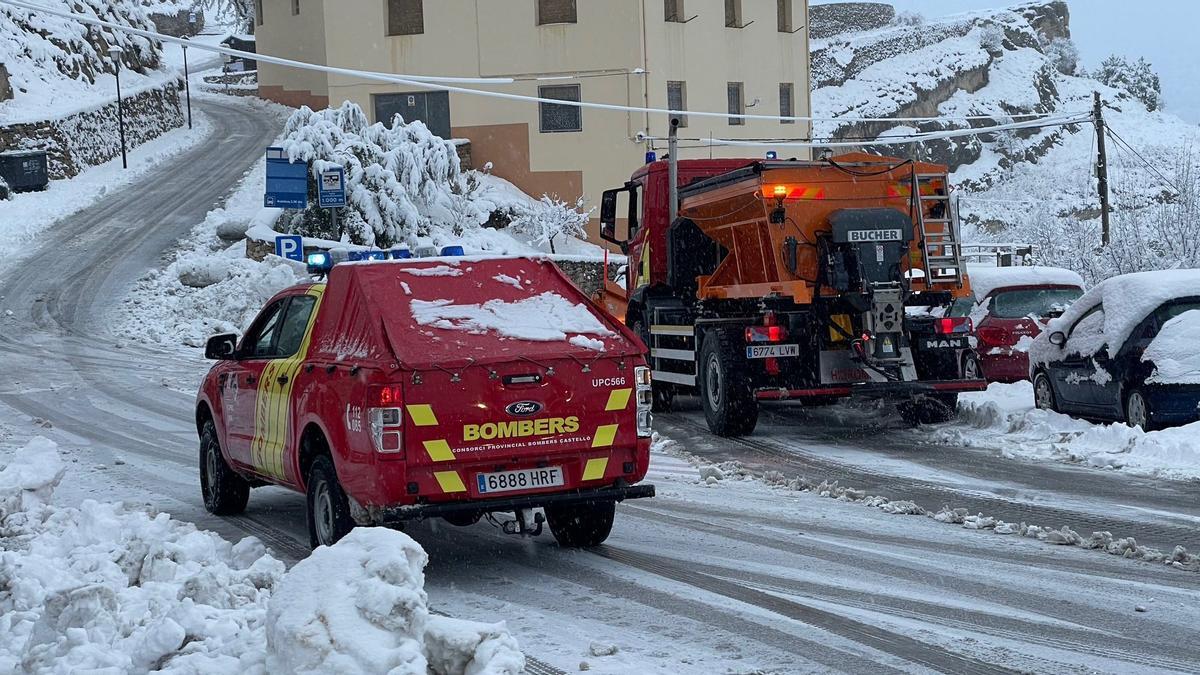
[966,265,1085,300]
[396,265,464,277]
[410,292,614,343]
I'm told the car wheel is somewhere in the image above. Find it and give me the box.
[1124,388,1155,431]
[306,455,355,549]
[962,353,982,380]
[1033,372,1057,412]
[698,329,758,436]
[546,500,616,547]
[199,419,250,516]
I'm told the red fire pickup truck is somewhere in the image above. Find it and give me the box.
[195,255,654,549]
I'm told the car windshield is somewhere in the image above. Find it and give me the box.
[990,287,1082,319]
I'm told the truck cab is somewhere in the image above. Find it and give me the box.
[196,256,654,549]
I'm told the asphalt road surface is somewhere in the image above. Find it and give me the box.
[1,95,1196,674]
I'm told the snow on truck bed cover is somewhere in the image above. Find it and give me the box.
[316,257,637,369]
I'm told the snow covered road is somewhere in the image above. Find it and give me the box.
[2,95,1200,673]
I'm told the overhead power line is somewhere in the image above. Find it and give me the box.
[1103,126,1183,195]
[0,0,1090,127]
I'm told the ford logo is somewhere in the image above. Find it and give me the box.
[506,401,543,417]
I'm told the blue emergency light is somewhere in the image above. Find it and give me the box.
[766,151,778,160]
[306,251,334,275]
[645,151,657,164]
[390,248,412,259]
[346,251,366,262]
[367,250,389,261]
[440,245,465,257]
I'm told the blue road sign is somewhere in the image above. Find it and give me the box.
[318,166,346,208]
[274,234,304,261]
[264,147,308,209]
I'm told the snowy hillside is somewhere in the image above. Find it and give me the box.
[811,1,1200,282]
[0,0,171,124]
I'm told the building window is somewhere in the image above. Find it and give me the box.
[387,0,424,36]
[664,0,685,22]
[727,82,744,125]
[779,83,794,123]
[724,0,742,27]
[539,84,582,133]
[777,0,793,32]
[667,81,688,128]
[255,0,263,26]
[291,0,299,15]
[537,0,577,25]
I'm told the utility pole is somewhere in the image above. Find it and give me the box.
[1094,91,1111,246]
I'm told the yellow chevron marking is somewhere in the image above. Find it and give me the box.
[434,471,467,493]
[591,424,618,448]
[406,404,438,426]
[605,388,632,411]
[582,458,609,481]
[423,439,456,462]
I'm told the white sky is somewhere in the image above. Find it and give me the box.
[813,0,1200,123]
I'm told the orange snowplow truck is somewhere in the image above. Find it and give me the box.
[598,151,986,434]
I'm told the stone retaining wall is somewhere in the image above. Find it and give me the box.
[810,3,896,39]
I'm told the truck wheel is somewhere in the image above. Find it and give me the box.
[632,318,674,412]
[699,329,758,436]
[199,419,249,516]
[306,455,355,549]
[546,501,616,547]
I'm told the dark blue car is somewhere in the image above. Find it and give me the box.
[1028,270,1200,430]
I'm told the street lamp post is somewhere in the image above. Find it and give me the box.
[182,42,192,129]
[107,45,128,169]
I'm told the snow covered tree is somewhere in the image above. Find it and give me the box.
[1095,55,1162,112]
[1043,38,1079,76]
[276,101,491,248]
[191,0,255,34]
[507,196,592,254]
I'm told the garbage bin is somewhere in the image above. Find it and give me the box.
[0,150,49,192]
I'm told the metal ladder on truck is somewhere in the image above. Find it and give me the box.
[912,169,965,286]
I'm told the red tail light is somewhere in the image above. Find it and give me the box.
[938,317,972,334]
[976,326,1012,347]
[377,385,403,406]
[745,325,789,343]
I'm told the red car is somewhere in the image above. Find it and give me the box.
[195,254,654,549]
[951,266,1085,382]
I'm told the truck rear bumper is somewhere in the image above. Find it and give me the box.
[755,379,988,401]
[368,482,656,524]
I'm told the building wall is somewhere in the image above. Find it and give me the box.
[256,0,329,108]
[258,0,812,241]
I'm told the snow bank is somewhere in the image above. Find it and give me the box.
[0,439,525,675]
[411,292,615,343]
[1143,310,1200,384]
[266,527,522,675]
[1031,269,1200,367]
[966,265,1084,301]
[931,382,1200,479]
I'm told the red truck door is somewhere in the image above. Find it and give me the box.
[223,297,288,469]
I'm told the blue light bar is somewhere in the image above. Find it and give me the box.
[766,150,778,160]
[390,248,412,259]
[347,251,367,262]
[367,250,389,261]
[440,245,465,257]
[306,251,333,275]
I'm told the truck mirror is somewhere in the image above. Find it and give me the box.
[205,333,239,360]
[600,190,619,241]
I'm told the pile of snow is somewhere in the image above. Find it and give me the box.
[966,265,1085,301]
[931,382,1200,479]
[1030,269,1200,367]
[267,528,523,675]
[411,292,614,345]
[1143,310,1200,384]
[0,0,170,124]
[0,438,524,674]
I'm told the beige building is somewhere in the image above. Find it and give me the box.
[255,0,812,239]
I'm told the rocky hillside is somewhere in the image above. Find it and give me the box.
[811,2,1200,280]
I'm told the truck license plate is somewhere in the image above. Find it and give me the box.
[476,467,564,494]
[746,344,800,359]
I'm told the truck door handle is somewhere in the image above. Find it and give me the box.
[246,375,256,385]
[218,374,227,387]
[277,375,289,385]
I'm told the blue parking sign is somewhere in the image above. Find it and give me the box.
[275,235,304,262]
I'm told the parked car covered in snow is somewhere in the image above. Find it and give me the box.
[1028,270,1200,430]
[949,266,1085,382]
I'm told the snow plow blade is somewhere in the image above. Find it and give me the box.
[367,483,656,523]
[756,379,988,401]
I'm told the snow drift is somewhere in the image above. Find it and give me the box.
[0,438,524,674]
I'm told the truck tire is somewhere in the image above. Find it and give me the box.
[631,318,674,412]
[306,455,355,549]
[546,500,616,547]
[199,419,249,516]
[699,329,758,436]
